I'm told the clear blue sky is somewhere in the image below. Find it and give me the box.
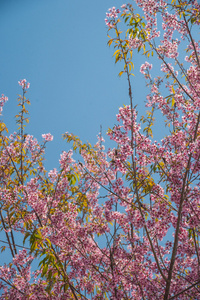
[0,0,154,170]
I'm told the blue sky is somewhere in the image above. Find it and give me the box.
[0,0,151,170]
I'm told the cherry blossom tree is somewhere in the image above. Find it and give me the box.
[0,0,200,299]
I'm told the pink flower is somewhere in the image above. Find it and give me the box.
[0,94,8,115]
[48,168,58,183]
[105,7,121,27]
[42,133,53,141]
[18,79,30,89]
[140,62,153,75]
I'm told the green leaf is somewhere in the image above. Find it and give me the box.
[42,263,48,276]
[23,232,30,245]
[171,97,175,107]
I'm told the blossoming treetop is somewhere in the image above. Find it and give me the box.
[0,0,200,299]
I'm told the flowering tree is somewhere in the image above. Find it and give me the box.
[0,0,200,299]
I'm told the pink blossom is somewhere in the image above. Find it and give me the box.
[18,79,30,89]
[105,7,121,27]
[0,94,8,115]
[48,168,58,183]
[140,62,153,79]
[42,133,53,141]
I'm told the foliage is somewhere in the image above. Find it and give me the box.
[0,0,200,299]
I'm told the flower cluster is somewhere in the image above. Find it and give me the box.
[140,61,153,76]
[129,35,144,50]
[105,7,121,28]
[42,133,53,141]
[0,94,8,115]
[18,79,30,89]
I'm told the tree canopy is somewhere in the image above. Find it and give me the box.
[0,0,200,299]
